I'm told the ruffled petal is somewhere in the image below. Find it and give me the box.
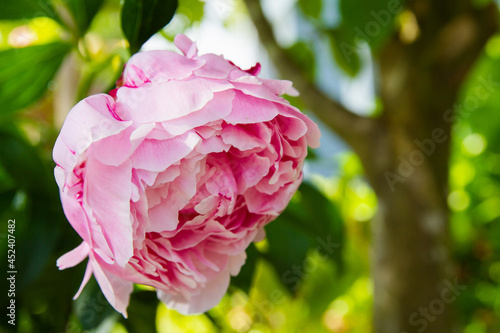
[85,159,134,267]
[115,79,232,123]
[131,132,201,172]
[53,94,132,170]
[157,267,230,315]
[123,51,204,87]
[161,90,235,136]
[224,91,279,124]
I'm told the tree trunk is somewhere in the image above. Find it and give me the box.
[244,0,498,332]
[365,3,497,332]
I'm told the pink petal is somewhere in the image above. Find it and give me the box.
[57,241,90,270]
[73,260,93,299]
[131,132,201,172]
[194,54,235,79]
[221,124,267,151]
[161,90,235,136]
[53,94,132,170]
[91,255,134,317]
[59,191,92,244]
[157,268,230,315]
[230,153,271,194]
[261,78,299,96]
[85,159,134,267]
[115,79,232,123]
[277,105,321,148]
[244,177,302,215]
[224,91,279,124]
[174,34,198,58]
[123,51,204,87]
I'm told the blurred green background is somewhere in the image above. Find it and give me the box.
[0,0,500,332]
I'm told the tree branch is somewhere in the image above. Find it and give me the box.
[243,0,378,152]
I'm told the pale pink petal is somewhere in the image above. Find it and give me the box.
[116,79,232,123]
[59,192,92,243]
[277,105,321,148]
[230,153,271,194]
[53,94,132,170]
[131,132,201,172]
[221,124,267,151]
[253,227,267,242]
[123,51,204,86]
[174,34,198,58]
[244,177,302,215]
[224,91,279,124]
[73,260,93,299]
[161,90,235,136]
[228,252,247,276]
[85,159,134,267]
[147,186,190,232]
[157,268,230,315]
[57,241,90,270]
[261,78,299,96]
[195,136,230,155]
[91,255,134,317]
[195,54,235,79]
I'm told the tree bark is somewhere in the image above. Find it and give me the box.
[244,0,497,332]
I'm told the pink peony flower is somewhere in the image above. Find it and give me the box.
[54,34,320,316]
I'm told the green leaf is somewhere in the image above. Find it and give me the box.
[299,260,338,318]
[230,243,259,293]
[0,125,49,193]
[338,0,399,50]
[328,28,362,77]
[263,215,312,294]
[121,0,178,54]
[0,0,57,20]
[286,41,316,81]
[300,247,363,319]
[0,43,71,115]
[66,0,105,36]
[120,290,159,333]
[298,0,322,20]
[282,182,344,264]
[263,182,345,294]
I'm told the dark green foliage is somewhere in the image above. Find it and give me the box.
[0,43,71,116]
[287,41,316,80]
[262,182,345,294]
[121,0,178,54]
[0,0,57,21]
[120,290,159,333]
[66,0,106,35]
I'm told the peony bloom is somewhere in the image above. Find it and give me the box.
[54,34,320,316]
